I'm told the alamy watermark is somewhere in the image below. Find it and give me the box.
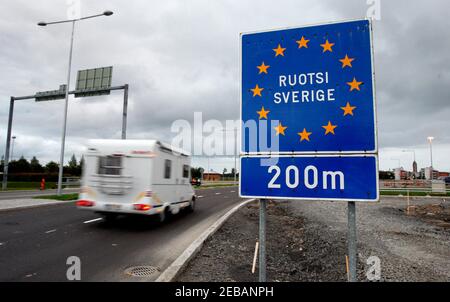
[170,112,280,166]
[366,255,381,281]
[66,0,81,20]
[66,256,81,281]
[366,0,381,21]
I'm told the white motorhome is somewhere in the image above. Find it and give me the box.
[77,139,196,222]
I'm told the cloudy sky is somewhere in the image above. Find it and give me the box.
[0,0,449,173]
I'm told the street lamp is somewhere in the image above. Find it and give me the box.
[427,136,435,180]
[11,136,16,161]
[38,10,113,195]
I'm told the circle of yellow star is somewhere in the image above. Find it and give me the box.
[347,77,363,91]
[320,39,334,53]
[257,62,270,74]
[296,36,310,49]
[298,128,312,142]
[257,106,270,119]
[341,102,357,116]
[274,123,287,136]
[250,84,264,97]
[340,55,355,68]
[273,44,286,57]
[322,121,337,135]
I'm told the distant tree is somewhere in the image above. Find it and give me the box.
[68,154,77,169]
[190,167,204,179]
[379,171,394,180]
[13,156,31,173]
[30,156,44,173]
[66,154,78,175]
[45,161,59,173]
[77,155,85,176]
[231,168,236,177]
[223,168,227,175]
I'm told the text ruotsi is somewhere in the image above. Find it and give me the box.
[273,71,335,104]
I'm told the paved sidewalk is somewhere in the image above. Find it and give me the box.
[0,198,75,211]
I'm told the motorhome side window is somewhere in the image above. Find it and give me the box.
[98,156,122,176]
[164,159,172,179]
[182,165,190,178]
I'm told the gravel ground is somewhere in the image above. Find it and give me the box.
[177,197,450,282]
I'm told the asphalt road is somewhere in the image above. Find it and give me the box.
[0,188,80,200]
[0,186,243,281]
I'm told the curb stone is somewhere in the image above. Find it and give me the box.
[156,199,256,282]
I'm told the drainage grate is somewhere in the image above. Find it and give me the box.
[125,266,160,277]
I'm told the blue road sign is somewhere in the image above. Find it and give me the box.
[240,155,379,202]
[241,20,377,154]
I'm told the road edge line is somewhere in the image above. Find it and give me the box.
[0,200,75,212]
[155,198,256,282]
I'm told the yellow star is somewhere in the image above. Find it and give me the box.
[322,121,337,135]
[341,102,357,116]
[274,123,287,136]
[339,55,355,68]
[347,77,363,91]
[257,106,270,119]
[250,84,264,97]
[273,44,286,57]
[296,36,310,48]
[257,62,270,74]
[298,128,312,142]
[320,39,334,53]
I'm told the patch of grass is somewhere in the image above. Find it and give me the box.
[4,181,80,191]
[196,184,237,190]
[380,190,450,197]
[5,181,58,190]
[33,193,79,201]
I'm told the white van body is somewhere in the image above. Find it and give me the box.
[77,139,195,220]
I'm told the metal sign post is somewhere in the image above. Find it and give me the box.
[240,19,378,282]
[259,199,267,282]
[1,84,129,191]
[122,84,129,139]
[347,201,357,282]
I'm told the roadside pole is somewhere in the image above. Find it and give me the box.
[121,84,129,139]
[259,199,267,282]
[56,20,76,196]
[347,201,357,282]
[1,97,15,191]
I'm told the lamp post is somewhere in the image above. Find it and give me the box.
[10,136,16,161]
[38,10,113,195]
[427,136,434,180]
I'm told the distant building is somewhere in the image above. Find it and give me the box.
[203,172,222,181]
[412,161,418,173]
[438,171,450,178]
[421,167,439,180]
[394,168,407,180]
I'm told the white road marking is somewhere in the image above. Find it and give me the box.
[230,191,236,193]
[0,242,4,246]
[215,193,221,195]
[83,218,103,224]
[197,196,204,198]
[45,229,56,234]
